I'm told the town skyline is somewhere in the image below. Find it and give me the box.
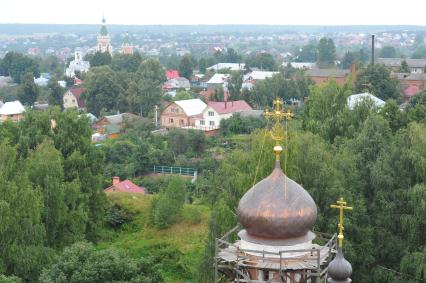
[1,0,426,26]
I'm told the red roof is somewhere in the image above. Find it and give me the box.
[199,88,230,102]
[105,179,146,194]
[404,85,422,99]
[166,70,180,80]
[207,100,253,114]
[69,87,86,108]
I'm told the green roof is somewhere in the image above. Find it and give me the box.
[122,32,131,45]
[100,25,108,36]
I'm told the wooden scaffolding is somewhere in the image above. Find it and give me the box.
[214,226,337,283]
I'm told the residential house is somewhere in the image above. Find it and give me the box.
[306,68,351,86]
[160,99,207,128]
[93,113,141,139]
[65,51,90,78]
[194,100,253,131]
[377,58,426,73]
[104,177,146,194]
[166,69,180,80]
[63,88,86,110]
[391,73,426,101]
[242,71,279,90]
[163,77,191,91]
[287,62,317,70]
[0,100,25,122]
[206,73,230,89]
[347,93,385,110]
[207,63,245,72]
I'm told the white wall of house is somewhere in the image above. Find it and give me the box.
[194,106,233,130]
[63,91,79,109]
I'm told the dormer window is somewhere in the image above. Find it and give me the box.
[208,111,214,116]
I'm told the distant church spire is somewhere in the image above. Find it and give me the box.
[96,14,112,54]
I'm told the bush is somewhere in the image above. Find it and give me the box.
[150,178,187,229]
[105,203,134,229]
[0,275,21,283]
[182,206,202,225]
[39,242,163,283]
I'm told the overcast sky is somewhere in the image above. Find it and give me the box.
[1,0,426,26]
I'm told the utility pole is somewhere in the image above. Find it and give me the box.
[154,105,159,128]
[371,34,375,65]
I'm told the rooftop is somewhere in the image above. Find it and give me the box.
[0,100,25,115]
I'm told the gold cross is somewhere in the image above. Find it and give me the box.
[264,98,294,161]
[330,197,353,248]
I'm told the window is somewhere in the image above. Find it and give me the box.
[170,118,174,123]
[171,107,179,113]
[208,111,214,116]
[200,120,205,125]
[72,99,76,103]
[209,121,215,126]
[64,98,68,103]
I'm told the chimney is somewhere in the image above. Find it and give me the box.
[371,35,375,65]
[225,101,227,109]
[350,63,357,84]
[232,101,234,107]
[112,176,120,186]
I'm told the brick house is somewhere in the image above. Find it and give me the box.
[160,99,207,128]
[305,68,351,86]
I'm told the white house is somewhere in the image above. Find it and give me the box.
[242,71,279,90]
[0,100,25,122]
[65,51,90,78]
[207,73,230,89]
[194,100,253,131]
[207,63,245,72]
[347,93,386,110]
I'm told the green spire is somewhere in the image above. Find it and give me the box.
[122,32,131,45]
[99,16,108,36]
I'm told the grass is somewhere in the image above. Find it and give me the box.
[98,193,210,283]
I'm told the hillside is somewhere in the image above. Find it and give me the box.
[98,193,210,283]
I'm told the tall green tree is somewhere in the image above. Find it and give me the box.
[355,64,400,101]
[111,52,142,72]
[90,51,112,67]
[47,78,64,108]
[317,37,336,68]
[17,72,39,105]
[85,66,123,115]
[295,44,318,62]
[399,60,410,73]
[0,52,40,83]
[227,71,243,100]
[178,54,194,80]
[127,59,165,116]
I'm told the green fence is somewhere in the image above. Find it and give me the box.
[153,166,198,177]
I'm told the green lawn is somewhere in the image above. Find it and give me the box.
[98,193,210,283]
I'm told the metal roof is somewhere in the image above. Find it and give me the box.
[174,98,207,117]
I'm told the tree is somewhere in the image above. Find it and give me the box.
[0,142,54,281]
[85,66,123,115]
[39,242,163,283]
[340,51,357,69]
[198,58,207,74]
[178,54,194,80]
[379,46,397,58]
[150,178,187,229]
[47,78,64,108]
[17,72,39,105]
[399,60,410,73]
[317,37,336,68]
[246,52,276,71]
[89,51,112,67]
[355,64,400,101]
[0,52,40,83]
[40,55,64,78]
[295,44,318,62]
[111,52,142,73]
[127,59,165,116]
[227,71,243,100]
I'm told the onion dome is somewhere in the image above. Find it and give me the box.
[327,248,352,283]
[237,158,317,239]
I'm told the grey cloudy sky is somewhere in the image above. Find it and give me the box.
[1,0,426,25]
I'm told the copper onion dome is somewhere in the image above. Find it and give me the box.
[237,159,317,239]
